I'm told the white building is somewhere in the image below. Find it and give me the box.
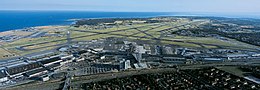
[134,63,148,69]
[135,46,146,54]
[41,75,50,82]
[0,70,8,83]
[120,60,131,70]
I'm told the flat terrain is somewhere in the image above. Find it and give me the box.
[0,48,16,58]
[217,66,246,77]
[6,68,178,90]
[6,62,260,90]
[0,18,259,59]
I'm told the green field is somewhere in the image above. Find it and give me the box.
[0,48,16,58]
[0,18,258,59]
[216,66,246,77]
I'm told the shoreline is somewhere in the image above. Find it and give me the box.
[2,13,259,34]
[1,15,260,37]
[0,25,68,36]
[0,14,169,33]
[0,16,151,33]
[0,16,154,34]
[0,17,80,33]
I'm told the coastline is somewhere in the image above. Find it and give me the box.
[1,10,260,33]
[0,25,68,36]
[0,16,151,34]
[2,14,260,36]
[0,15,154,34]
[0,17,80,36]
[0,11,173,32]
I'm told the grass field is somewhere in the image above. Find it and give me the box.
[216,66,246,77]
[0,48,16,59]
[0,19,259,59]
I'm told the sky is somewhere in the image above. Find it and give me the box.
[1,0,260,13]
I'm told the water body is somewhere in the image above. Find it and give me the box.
[0,11,172,32]
[172,12,260,19]
[0,11,260,32]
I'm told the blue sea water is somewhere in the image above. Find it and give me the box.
[1,11,260,32]
[0,11,172,32]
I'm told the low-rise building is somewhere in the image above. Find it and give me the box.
[120,60,131,70]
[0,70,8,83]
[134,63,148,69]
[6,62,41,78]
[46,62,61,72]
[23,68,47,77]
[226,54,249,60]
[40,75,50,82]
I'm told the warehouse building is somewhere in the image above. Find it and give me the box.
[23,68,48,78]
[39,57,62,66]
[6,62,41,78]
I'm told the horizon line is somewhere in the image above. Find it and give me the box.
[1,9,260,14]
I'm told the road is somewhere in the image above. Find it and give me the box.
[5,60,259,90]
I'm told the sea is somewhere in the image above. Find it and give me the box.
[1,11,260,32]
[0,11,173,32]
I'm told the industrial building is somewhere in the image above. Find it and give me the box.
[23,67,47,78]
[6,62,41,78]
